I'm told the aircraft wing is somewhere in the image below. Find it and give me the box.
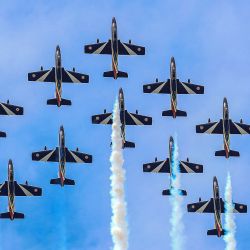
[84,40,112,54]
[14,181,42,196]
[220,199,247,213]
[0,182,8,196]
[229,120,250,134]
[65,148,92,163]
[61,68,89,83]
[32,148,59,162]
[187,199,214,213]
[196,120,223,134]
[179,161,203,173]
[143,159,170,173]
[92,112,113,125]
[143,80,171,94]
[28,68,55,82]
[0,102,23,115]
[118,40,145,55]
[123,110,152,125]
[177,80,204,94]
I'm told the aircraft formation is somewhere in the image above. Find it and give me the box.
[0,17,248,241]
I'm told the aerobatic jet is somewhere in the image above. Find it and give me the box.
[0,160,42,220]
[92,88,152,148]
[196,98,250,158]
[187,176,247,237]
[143,57,204,118]
[0,100,23,137]
[143,136,203,196]
[84,17,145,79]
[32,126,92,186]
[28,45,89,107]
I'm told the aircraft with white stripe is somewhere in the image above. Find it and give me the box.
[84,17,145,79]
[32,126,92,186]
[187,176,247,237]
[92,88,152,148]
[0,160,42,220]
[196,98,250,158]
[143,136,203,196]
[143,57,204,118]
[28,45,89,107]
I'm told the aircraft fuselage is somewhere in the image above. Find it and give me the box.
[169,57,178,118]
[7,160,15,220]
[212,177,223,237]
[58,126,66,186]
[169,136,175,187]
[222,98,230,158]
[119,88,126,147]
[55,45,63,106]
[111,17,119,79]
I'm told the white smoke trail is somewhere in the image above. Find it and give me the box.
[110,99,128,250]
[224,173,237,250]
[169,137,185,250]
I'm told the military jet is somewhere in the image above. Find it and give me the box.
[0,100,23,137]
[143,57,204,118]
[196,98,250,158]
[28,45,89,107]
[0,160,42,220]
[32,126,92,186]
[84,17,145,79]
[143,136,203,196]
[187,176,247,237]
[92,88,152,148]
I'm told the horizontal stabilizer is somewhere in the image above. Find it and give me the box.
[207,229,225,236]
[47,98,72,106]
[162,188,187,196]
[123,140,135,148]
[162,109,187,117]
[0,131,6,137]
[0,212,24,219]
[103,70,128,78]
[215,149,240,157]
[50,178,75,186]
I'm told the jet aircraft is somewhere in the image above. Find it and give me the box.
[187,176,247,237]
[196,98,250,158]
[32,126,92,186]
[143,57,204,118]
[143,136,203,196]
[0,160,42,220]
[0,100,23,137]
[92,88,152,148]
[84,17,145,79]
[28,45,89,107]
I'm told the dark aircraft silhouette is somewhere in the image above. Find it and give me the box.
[187,177,247,237]
[196,98,250,158]
[28,45,89,107]
[32,126,92,186]
[84,17,145,79]
[143,57,204,118]
[143,136,203,196]
[92,88,152,148]
[0,160,42,220]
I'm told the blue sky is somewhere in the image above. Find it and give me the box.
[0,1,250,249]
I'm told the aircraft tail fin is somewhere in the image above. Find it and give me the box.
[0,212,24,219]
[207,229,225,236]
[0,131,6,137]
[162,109,187,117]
[50,178,75,186]
[162,188,187,196]
[103,70,128,78]
[47,98,72,106]
[215,149,240,157]
[123,140,135,148]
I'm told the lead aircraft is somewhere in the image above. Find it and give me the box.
[92,88,152,148]
[196,98,250,158]
[143,136,203,196]
[187,177,247,237]
[32,126,92,186]
[84,17,145,79]
[0,160,42,220]
[143,57,204,118]
[28,45,89,107]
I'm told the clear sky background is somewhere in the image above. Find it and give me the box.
[0,1,250,249]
